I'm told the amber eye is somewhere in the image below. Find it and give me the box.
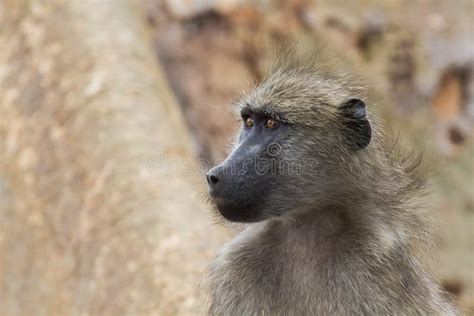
[264,118,277,129]
[244,116,254,128]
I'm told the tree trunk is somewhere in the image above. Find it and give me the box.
[0,1,225,315]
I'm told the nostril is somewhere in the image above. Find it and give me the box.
[206,167,222,186]
[206,174,219,185]
[207,174,219,185]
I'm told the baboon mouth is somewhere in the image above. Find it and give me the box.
[210,196,229,205]
[208,189,227,201]
[211,197,246,210]
[211,197,263,223]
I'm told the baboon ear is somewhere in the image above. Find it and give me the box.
[338,98,372,150]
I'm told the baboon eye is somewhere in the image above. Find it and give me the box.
[244,116,254,128]
[264,118,277,129]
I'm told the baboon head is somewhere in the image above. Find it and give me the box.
[206,67,372,222]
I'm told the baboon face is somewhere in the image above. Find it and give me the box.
[206,109,291,222]
[206,71,371,222]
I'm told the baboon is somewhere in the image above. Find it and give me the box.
[204,56,459,315]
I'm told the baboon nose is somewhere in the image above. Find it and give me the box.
[206,172,219,186]
[207,166,228,197]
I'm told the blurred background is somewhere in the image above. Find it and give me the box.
[0,0,473,315]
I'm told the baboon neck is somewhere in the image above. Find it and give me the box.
[276,205,353,241]
[278,198,412,255]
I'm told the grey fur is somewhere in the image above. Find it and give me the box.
[203,56,459,315]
